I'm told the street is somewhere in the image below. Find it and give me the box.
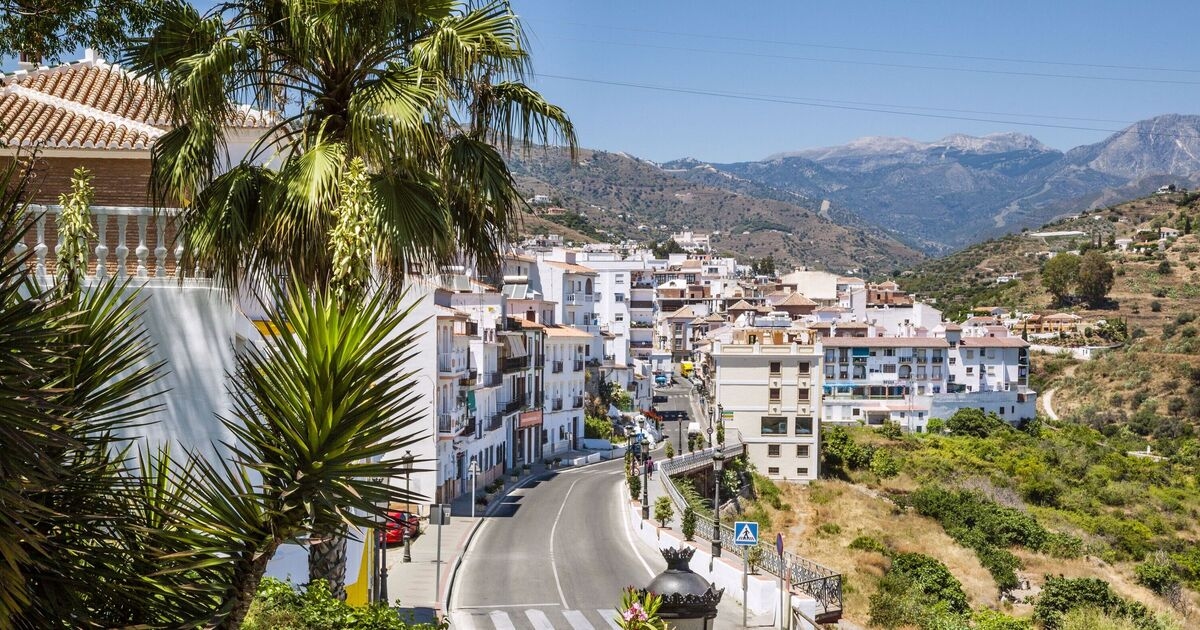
[448,382,743,629]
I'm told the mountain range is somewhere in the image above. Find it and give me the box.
[671,114,1200,254]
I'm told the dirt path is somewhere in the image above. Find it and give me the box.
[1039,365,1078,421]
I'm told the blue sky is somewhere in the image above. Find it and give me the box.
[510,0,1200,161]
[20,1,1200,162]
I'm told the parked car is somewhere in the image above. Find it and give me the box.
[652,394,669,404]
[654,373,669,386]
[383,510,420,544]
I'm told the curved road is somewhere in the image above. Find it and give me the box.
[449,452,742,628]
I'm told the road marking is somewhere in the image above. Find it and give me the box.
[597,608,622,629]
[617,476,657,579]
[525,609,556,630]
[489,610,515,630]
[447,612,477,630]
[562,610,595,629]
[458,603,559,609]
[550,477,583,608]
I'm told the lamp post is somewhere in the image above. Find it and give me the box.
[403,450,413,563]
[706,424,713,452]
[373,478,389,604]
[641,435,651,521]
[711,449,724,558]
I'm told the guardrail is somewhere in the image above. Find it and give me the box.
[657,443,843,622]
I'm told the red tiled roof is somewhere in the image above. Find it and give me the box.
[1,56,272,151]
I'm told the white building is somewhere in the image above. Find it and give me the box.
[708,323,822,482]
[542,325,591,454]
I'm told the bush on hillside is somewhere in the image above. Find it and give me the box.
[1034,576,1160,630]
[946,408,1007,437]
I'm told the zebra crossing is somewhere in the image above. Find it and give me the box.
[449,607,623,630]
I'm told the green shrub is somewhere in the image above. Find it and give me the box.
[889,552,970,615]
[653,496,674,527]
[1150,301,1162,313]
[879,420,903,439]
[926,418,946,434]
[946,408,1006,437]
[848,535,888,554]
[1034,576,1160,630]
[1133,555,1178,596]
[817,522,842,536]
[870,449,900,478]
[681,506,697,541]
[584,415,613,440]
[243,578,447,630]
[973,609,1033,630]
[627,472,641,501]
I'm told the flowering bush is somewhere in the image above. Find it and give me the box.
[614,588,669,629]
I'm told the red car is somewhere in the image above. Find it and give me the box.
[383,510,420,544]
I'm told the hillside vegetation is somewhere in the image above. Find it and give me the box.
[745,422,1199,629]
[508,147,924,273]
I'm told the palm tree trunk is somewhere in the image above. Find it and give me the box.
[308,523,348,600]
[218,540,281,630]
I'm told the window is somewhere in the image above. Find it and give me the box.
[795,416,813,436]
[797,467,809,476]
[761,416,788,435]
[824,365,835,378]
[615,314,624,322]
[768,467,780,476]
[615,293,625,302]
[966,350,974,359]
[949,357,957,365]
[884,348,896,356]
[798,362,810,375]
[966,367,974,375]
[768,387,781,403]
[767,444,781,457]
[798,388,810,402]
[882,364,896,373]
[769,361,781,375]
[797,445,809,457]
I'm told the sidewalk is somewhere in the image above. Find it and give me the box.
[386,450,595,623]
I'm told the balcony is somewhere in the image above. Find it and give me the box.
[565,293,595,305]
[503,395,527,414]
[630,300,655,309]
[479,372,502,387]
[898,356,912,364]
[438,352,467,375]
[631,341,653,349]
[572,395,584,409]
[502,356,529,373]
[551,397,563,411]
[459,369,478,387]
[438,409,466,434]
[573,360,584,372]
[551,360,563,373]
[486,412,504,432]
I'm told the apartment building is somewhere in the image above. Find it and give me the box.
[708,322,822,482]
[542,325,591,454]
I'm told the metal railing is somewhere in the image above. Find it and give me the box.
[552,360,563,373]
[573,360,584,372]
[502,357,528,373]
[486,412,504,432]
[481,372,502,387]
[657,443,843,621]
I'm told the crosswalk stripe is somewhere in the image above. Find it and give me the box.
[449,612,477,630]
[562,610,595,630]
[489,610,515,630]
[597,608,622,629]
[524,609,555,630]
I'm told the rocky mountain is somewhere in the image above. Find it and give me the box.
[508,147,924,274]
[682,115,1200,254]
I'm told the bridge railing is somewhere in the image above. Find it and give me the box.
[656,439,842,621]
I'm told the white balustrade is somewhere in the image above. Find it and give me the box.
[23,205,193,286]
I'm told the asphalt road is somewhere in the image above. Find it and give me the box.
[449,381,743,629]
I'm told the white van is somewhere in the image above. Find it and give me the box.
[687,421,701,438]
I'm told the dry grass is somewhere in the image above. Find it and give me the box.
[769,479,1001,625]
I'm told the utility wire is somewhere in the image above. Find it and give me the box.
[540,35,1200,87]
[536,73,1200,140]
[531,20,1200,76]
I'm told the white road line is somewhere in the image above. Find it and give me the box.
[562,610,595,630]
[550,477,583,608]
[616,476,657,578]
[489,610,515,630]
[597,608,622,629]
[458,603,559,609]
[525,609,556,630]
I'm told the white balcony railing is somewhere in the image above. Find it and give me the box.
[23,205,199,284]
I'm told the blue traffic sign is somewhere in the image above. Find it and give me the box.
[733,521,759,547]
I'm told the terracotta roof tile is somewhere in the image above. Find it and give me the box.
[1,56,273,151]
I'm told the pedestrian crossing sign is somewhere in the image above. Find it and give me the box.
[733,521,759,546]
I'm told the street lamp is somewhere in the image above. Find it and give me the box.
[641,435,651,521]
[373,478,389,604]
[403,450,413,563]
[711,449,724,558]
[706,424,713,452]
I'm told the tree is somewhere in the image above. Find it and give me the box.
[946,408,1006,437]
[1077,251,1115,307]
[128,0,575,595]
[681,506,697,541]
[0,0,154,62]
[126,0,575,294]
[652,239,686,259]
[1041,253,1080,305]
[653,496,674,528]
[628,472,641,501]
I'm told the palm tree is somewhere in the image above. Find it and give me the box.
[125,0,575,293]
[125,0,575,593]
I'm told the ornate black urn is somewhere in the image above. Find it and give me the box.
[643,546,723,629]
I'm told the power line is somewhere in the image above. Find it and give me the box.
[531,20,1200,76]
[536,73,1200,141]
[539,35,1200,87]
